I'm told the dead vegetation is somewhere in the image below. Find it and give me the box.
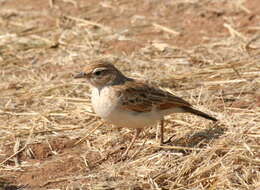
[0,0,259,189]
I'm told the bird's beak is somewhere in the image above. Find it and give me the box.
[74,72,86,79]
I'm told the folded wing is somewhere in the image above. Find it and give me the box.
[116,80,191,113]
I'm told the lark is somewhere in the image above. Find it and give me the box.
[75,61,217,157]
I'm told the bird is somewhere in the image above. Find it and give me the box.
[74,61,217,158]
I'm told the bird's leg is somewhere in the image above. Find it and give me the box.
[159,119,175,145]
[160,119,164,145]
[122,128,141,158]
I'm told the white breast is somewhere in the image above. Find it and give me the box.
[91,87,163,129]
[91,87,118,119]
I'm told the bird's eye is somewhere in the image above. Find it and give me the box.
[93,70,102,76]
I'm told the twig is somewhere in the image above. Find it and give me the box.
[153,23,180,36]
[153,145,203,151]
[66,16,110,31]
[224,23,246,41]
[74,120,103,146]
[49,0,54,8]
[13,138,21,167]
[203,79,247,85]
[0,125,34,166]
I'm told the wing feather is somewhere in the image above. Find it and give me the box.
[115,80,191,112]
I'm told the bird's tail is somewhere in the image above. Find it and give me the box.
[182,106,217,121]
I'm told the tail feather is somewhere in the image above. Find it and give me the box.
[182,106,217,121]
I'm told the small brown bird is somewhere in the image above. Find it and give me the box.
[75,61,217,157]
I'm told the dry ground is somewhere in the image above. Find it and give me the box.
[0,0,259,189]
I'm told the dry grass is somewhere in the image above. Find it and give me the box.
[0,0,259,189]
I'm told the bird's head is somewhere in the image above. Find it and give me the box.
[74,61,125,88]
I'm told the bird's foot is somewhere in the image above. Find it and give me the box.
[114,150,129,163]
[160,134,175,145]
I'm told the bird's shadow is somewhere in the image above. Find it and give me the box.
[162,123,226,154]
